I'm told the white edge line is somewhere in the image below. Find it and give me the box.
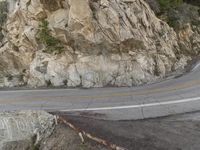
[192,62,200,71]
[60,97,200,112]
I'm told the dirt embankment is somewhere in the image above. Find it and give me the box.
[1,111,124,150]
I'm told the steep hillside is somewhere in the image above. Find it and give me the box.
[0,0,199,88]
[146,0,200,56]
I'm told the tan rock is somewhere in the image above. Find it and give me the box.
[0,0,194,87]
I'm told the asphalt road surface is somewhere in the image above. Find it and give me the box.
[61,111,200,150]
[0,63,200,120]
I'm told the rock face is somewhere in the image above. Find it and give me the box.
[146,0,200,57]
[0,111,55,149]
[0,0,198,88]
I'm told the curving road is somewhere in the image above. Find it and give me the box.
[1,63,200,120]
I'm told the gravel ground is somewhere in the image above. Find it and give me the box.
[54,111,200,150]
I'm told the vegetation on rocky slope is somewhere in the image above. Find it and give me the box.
[146,0,200,56]
[148,0,199,29]
[0,0,200,88]
[157,0,183,11]
[37,20,64,54]
[0,0,8,41]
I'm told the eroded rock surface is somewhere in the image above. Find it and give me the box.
[0,0,199,87]
[0,111,55,149]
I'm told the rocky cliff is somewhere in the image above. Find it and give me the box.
[0,0,199,88]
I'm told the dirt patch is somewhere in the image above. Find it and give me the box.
[40,123,108,150]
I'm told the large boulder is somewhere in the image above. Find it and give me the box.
[0,111,55,149]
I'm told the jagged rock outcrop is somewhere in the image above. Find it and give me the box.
[0,0,197,88]
[146,0,200,56]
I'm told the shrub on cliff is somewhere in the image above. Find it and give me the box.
[157,0,183,12]
[0,1,7,25]
[37,20,64,54]
[0,1,8,41]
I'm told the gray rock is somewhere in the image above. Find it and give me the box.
[0,0,197,88]
[0,111,55,149]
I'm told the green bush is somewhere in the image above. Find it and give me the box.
[157,0,183,11]
[37,20,64,54]
[0,1,8,41]
[155,0,184,28]
[0,1,7,25]
[31,144,40,150]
